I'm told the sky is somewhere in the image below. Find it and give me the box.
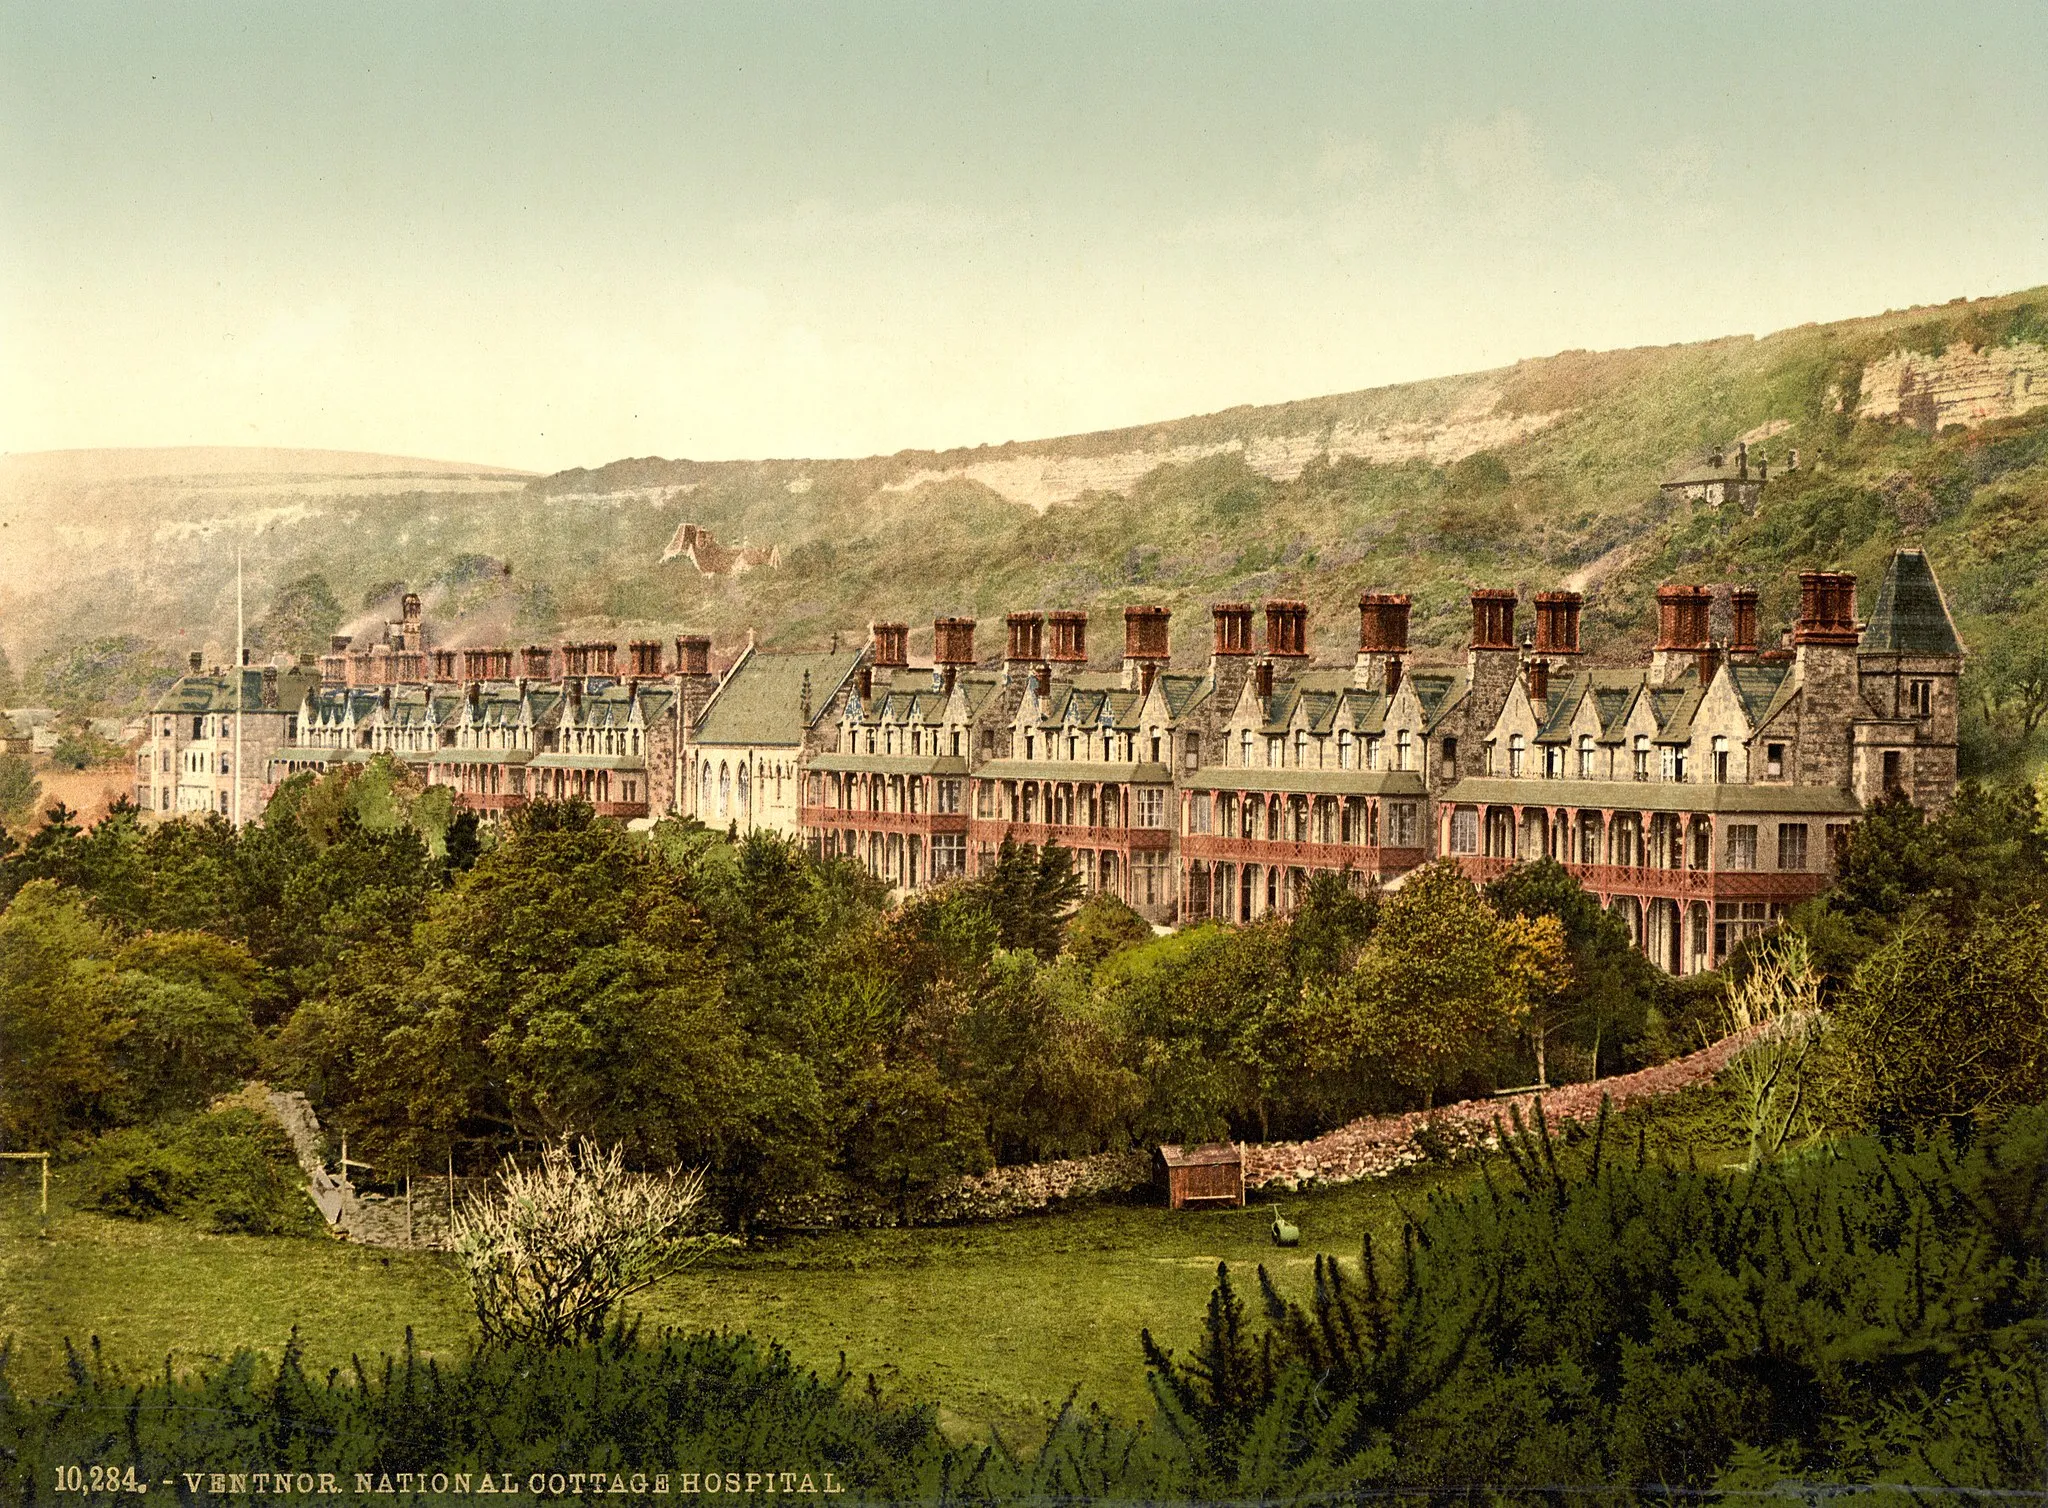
[3,3,2045,474]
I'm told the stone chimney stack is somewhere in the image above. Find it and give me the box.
[675,635,712,678]
[1793,570,1861,788]
[523,645,554,679]
[401,592,423,651]
[1122,605,1171,695]
[1004,612,1044,676]
[1729,587,1760,659]
[1354,592,1411,695]
[1533,591,1583,657]
[933,616,976,693]
[1208,601,1256,711]
[189,649,205,675]
[1047,610,1088,666]
[1467,588,1520,723]
[1651,584,1714,683]
[433,649,459,683]
[629,641,663,678]
[870,621,909,671]
[1263,600,1310,660]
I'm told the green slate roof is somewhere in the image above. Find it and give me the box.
[1862,549,1963,656]
[694,647,862,747]
[153,668,321,716]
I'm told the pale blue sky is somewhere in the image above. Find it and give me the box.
[4,3,2044,471]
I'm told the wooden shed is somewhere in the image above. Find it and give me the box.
[1157,1142,1245,1210]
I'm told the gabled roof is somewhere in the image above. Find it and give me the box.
[1408,669,1469,732]
[152,667,320,716]
[1155,672,1210,719]
[1862,549,1963,657]
[1725,662,1794,726]
[694,647,862,747]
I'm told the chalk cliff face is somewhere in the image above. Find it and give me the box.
[878,382,1566,513]
[1858,342,2048,431]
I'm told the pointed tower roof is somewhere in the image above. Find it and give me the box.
[1863,549,1963,656]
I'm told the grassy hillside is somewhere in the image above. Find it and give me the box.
[6,288,2045,775]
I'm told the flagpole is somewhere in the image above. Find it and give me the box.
[234,548,245,827]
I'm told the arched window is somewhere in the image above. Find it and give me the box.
[718,762,731,817]
[738,762,752,817]
[700,762,711,813]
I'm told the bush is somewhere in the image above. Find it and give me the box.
[1141,1099,2048,1497]
[80,1108,317,1236]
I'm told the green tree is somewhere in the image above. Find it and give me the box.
[0,881,126,1146]
[1818,904,2048,1131]
[254,574,344,659]
[837,1059,990,1221]
[1484,857,1658,1076]
[0,753,40,830]
[1062,890,1152,969]
[973,838,1083,959]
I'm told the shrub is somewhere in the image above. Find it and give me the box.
[80,1108,317,1235]
[452,1137,729,1348]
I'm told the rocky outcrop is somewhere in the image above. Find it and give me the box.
[1858,343,2048,431]
[661,521,780,575]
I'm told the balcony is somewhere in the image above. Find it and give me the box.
[801,805,969,836]
[1181,834,1427,873]
[966,819,1172,852]
[1455,854,1830,902]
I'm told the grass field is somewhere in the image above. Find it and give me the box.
[0,1086,1749,1444]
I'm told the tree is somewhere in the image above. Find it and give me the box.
[974,839,1083,959]
[838,1059,990,1221]
[1972,611,2048,740]
[1817,905,2048,1131]
[0,881,126,1146]
[1063,890,1152,969]
[1484,858,1658,1077]
[0,753,40,830]
[254,574,344,659]
[453,1137,729,1348]
[1286,871,1379,983]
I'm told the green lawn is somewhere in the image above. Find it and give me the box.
[1,1086,1748,1445]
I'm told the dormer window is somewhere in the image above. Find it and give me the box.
[1395,730,1412,771]
[1712,735,1728,783]
[1338,730,1354,769]
[1632,735,1650,781]
[1508,734,1525,777]
[1293,731,1307,767]
[1240,731,1253,766]
[1578,735,1595,779]
[1765,742,1785,779]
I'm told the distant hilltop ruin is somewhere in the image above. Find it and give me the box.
[661,522,780,576]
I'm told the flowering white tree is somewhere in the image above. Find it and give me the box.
[453,1136,729,1347]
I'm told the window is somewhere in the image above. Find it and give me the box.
[975,782,996,818]
[1778,823,1809,871]
[1726,824,1757,870]
[1135,851,1169,908]
[1578,736,1596,778]
[931,833,967,880]
[1508,734,1525,777]
[1765,742,1785,779]
[936,778,962,814]
[1712,736,1729,783]
[1387,801,1419,848]
[1293,731,1307,767]
[1366,735,1381,771]
[1660,746,1677,782]
[1151,732,1162,763]
[1882,750,1903,794]
[1543,745,1562,778]
[1632,736,1650,781]
[1908,679,1933,718]
[951,729,961,756]
[1450,807,1479,854]
[1239,731,1253,767]
[1264,735,1280,768]
[1190,792,1212,834]
[1396,730,1412,771]
[718,762,730,817]
[737,764,752,815]
[1578,819,1600,865]
[1134,788,1166,828]
[1025,733,1036,760]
